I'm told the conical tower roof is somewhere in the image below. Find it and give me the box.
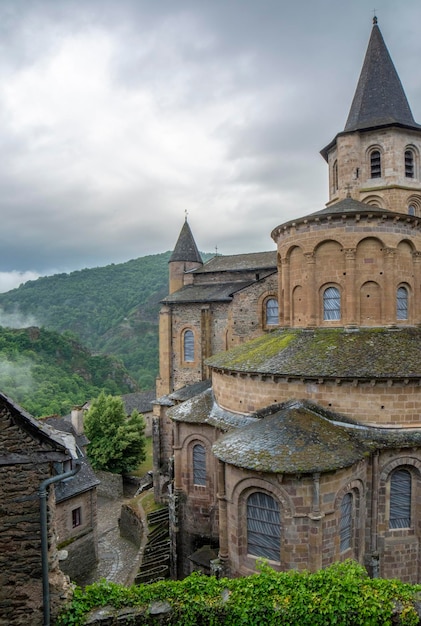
[169,218,202,264]
[344,17,420,132]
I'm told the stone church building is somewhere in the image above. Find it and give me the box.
[153,18,421,583]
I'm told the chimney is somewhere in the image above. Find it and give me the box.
[71,407,85,435]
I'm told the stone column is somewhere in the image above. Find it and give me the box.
[308,472,324,571]
[304,252,316,327]
[384,248,396,324]
[157,305,173,396]
[344,248,357,325]
[201,305,212,380]
[413,251,421,324]
[217,460,229,566]
[281,257,290,326]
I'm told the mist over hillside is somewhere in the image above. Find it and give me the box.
[0,251,214,394]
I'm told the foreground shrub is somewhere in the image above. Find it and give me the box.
[57,560,421,626]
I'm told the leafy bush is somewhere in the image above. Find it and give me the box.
[57,560,421,626]
[85,392,146,474]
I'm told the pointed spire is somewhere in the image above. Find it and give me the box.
[344,18,420,132]
[169,218,202,264]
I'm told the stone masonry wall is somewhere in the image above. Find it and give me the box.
[212,370,421,427]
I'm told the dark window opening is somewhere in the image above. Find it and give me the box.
[72,507,82,528]
[405,150,414,178]
[370,150,381,178]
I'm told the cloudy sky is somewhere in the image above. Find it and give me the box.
[1,0,421,291]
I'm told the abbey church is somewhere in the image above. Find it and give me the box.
[153,18,421,583]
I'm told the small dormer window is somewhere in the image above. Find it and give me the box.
[405,150,414,178]
[370,150,381,178]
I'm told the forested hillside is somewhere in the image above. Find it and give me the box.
[0,326,136,417]
[0,251,213,391]
[0,252,172,389]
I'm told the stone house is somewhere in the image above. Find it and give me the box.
[154,18,421,584]
[43,409,100,584]
[0,392,74,626]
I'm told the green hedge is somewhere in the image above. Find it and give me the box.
[58,560,421,626]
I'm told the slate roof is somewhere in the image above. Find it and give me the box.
[162,281,254,304]
[212,399,421,474]
[0,392,70,462]
[344,19,420,133]
[193,251,277,274]
[167,387,256,430]
[156,380,212,407]
[122,390,155,415]
[42,415,100,501]
[169,219,203,264]
[206,327,421,380]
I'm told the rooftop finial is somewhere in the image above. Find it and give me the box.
[184,208,189,222]
[373,10,378,25]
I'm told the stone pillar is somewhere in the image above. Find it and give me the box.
[304,252,316,327]
[344,248,357,325]
[201,305,212,380]
[384,248,396,324]
[281,257,290,326]
[157,305,173,396]
[308,472,323,571]
[413,251,421,324]
[217,460,229,567]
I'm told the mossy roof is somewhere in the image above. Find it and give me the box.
[212,401,369,473]
[206,327,421,379]
[212,399,421,473]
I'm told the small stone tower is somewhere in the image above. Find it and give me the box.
[168,218,203,295]
[321,17,421,214]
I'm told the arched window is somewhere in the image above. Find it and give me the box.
[397,286,408,320]
[323,286,341,321]
[408,205,416,216]
[370,150,381,178]
[247,492,280,561]
[340,493,353,552]
[405,150,415,178]
[389,469,411,529]
[265,298,279,326]
[193,444,206,486]
[333,160,339,192]
[183,330,194,362]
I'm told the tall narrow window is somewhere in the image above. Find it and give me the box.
[370,150,381,178]
[340,493,353,552]
[193,444,206,485]
[183,330,194,362]
[247,492,280,561]
[397,286,408,320]
[323,286,341,320]
[266,298,279,326]
[333,160,339,192]
[72,507,82,528]
[408,205,416,216]
[405,150,414,178]
[389,469,411,529]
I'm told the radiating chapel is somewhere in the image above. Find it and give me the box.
[153,18,421,583]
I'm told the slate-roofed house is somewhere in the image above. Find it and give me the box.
[0,393,74,625]
[154,18,421,583]
[42,410,100,584]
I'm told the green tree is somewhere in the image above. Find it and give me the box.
[85,392,146,474]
